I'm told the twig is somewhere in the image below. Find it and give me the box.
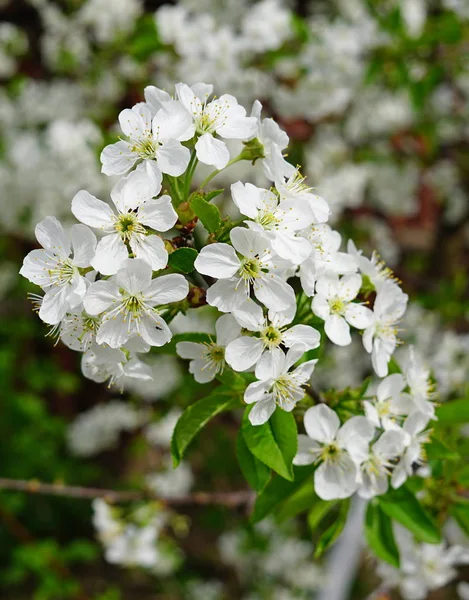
[304,384,326,404]
[0,478,254,507]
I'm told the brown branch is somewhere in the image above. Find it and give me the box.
[0,478,254,507]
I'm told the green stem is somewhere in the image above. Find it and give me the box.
[184,150,199,199]
[199,154,245,189]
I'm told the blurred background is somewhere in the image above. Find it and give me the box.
[0,0,469,598]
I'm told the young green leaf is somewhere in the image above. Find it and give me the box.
[365,502,400,568]
[236,430,271,492]
[190,194,222,233]
[242,407,297,481]
[436,398,469,424]
[307,499,337,532]
[167,247,198,274]
[275,480,317,522]
[251,464,316,523]
[378,485,441,544]
[450,503,469,537]
[171,388,241,466]
[314,499,350,558]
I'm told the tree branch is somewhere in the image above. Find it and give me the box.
[0,478,254,507]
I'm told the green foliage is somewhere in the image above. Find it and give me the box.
[242,408,297,481]
[167,247,198,273]
[314,499,350,558]
[378,485,441,544]
[251,465,316,523]
[190,194,222,233]
[171,386,242,466]
[436,398,469,424]
[365,502,400,567]
[236,430,271,492]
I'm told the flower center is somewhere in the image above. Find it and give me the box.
[261,325,283,348]
[329,297,345,314]
[320,443,341,464]
[115,213,146,242]
[239,257,261,282]
[257,210,278,230]
[121,291,145,316]
[272,375,297,403]
[131,136,158,159]
[377,400,391,418]
[285,169,311,196]
[48,259,76,287]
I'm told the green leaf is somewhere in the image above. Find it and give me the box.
[242,407,297,481]
[171,387,241,466]
[251,464,316,523]
[456,465,469,486]
[365,503,400,568]
[378,486,441,543]
[236,430,271,492]
[307,499,337,532]
[190,194,222,233]
[314,499,350,558]
[275,480,317,522]
[205,189,224,202]
[167,247,198,273]
[450,504,469,537]
[426,438,460,461]
[436,398,469,424]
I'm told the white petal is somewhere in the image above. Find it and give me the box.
[255,347,286,380]
[254,274,295,312]
[97,313,130,348]
[338,273,362,302]
[100,140,136,176]
[83,280,120,315]
[71,225,97,268]
[303,404,340,444]
[195,133,230,170]
[293,435,320,465]
[138,196,177,231]
[249,397,276,425]
[344,303,373,329]
[157,139,190,176]
[206,278,247,312]
[230,181,260,219]
[377,374,406,403]
[35,216,70,256]
[325,314,351,346]
[39,286,69,325]
[232,299,264,331]
[71,190,114,230]
[215,314,242,346]
[271,233,312,265]
[244,379,272,404]
[176,342,205,360]
[225,337,264,371]
[152,100,194,142]
[139,314,173,347]
[190,358,217,383]
[230,226,268,258]
[111,167,161,212]
[311,294,330,320]
[119,106,151,138]
[91,234,129,276]
[146,273,189,305]
[20,249,57,287]
[194,243,240,278]
[282,324,320,350]
[116,258,152,294]
[314,456,358,500]
[130,235,168,272]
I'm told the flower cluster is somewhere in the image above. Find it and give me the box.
[20,81,422,507]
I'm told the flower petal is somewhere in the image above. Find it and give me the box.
[130,234,168,272]
[71,224,97,268]
[116,258,152,295]
[138,196,177,232]
[35,216,70,256]
[71,190,115,231]
[282,324,320,350]
[325,314,351,346]
[91,234,128,276]
[157,138,190,176]
[194,243,240,278]
[254,274,295,312]
[195,133,230,170]
[248,397,276,426]
[83,280,120,315]
[100,140,136,176]
[304,404,340,444]
[146,273,189,305]
[225,336,264,372]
